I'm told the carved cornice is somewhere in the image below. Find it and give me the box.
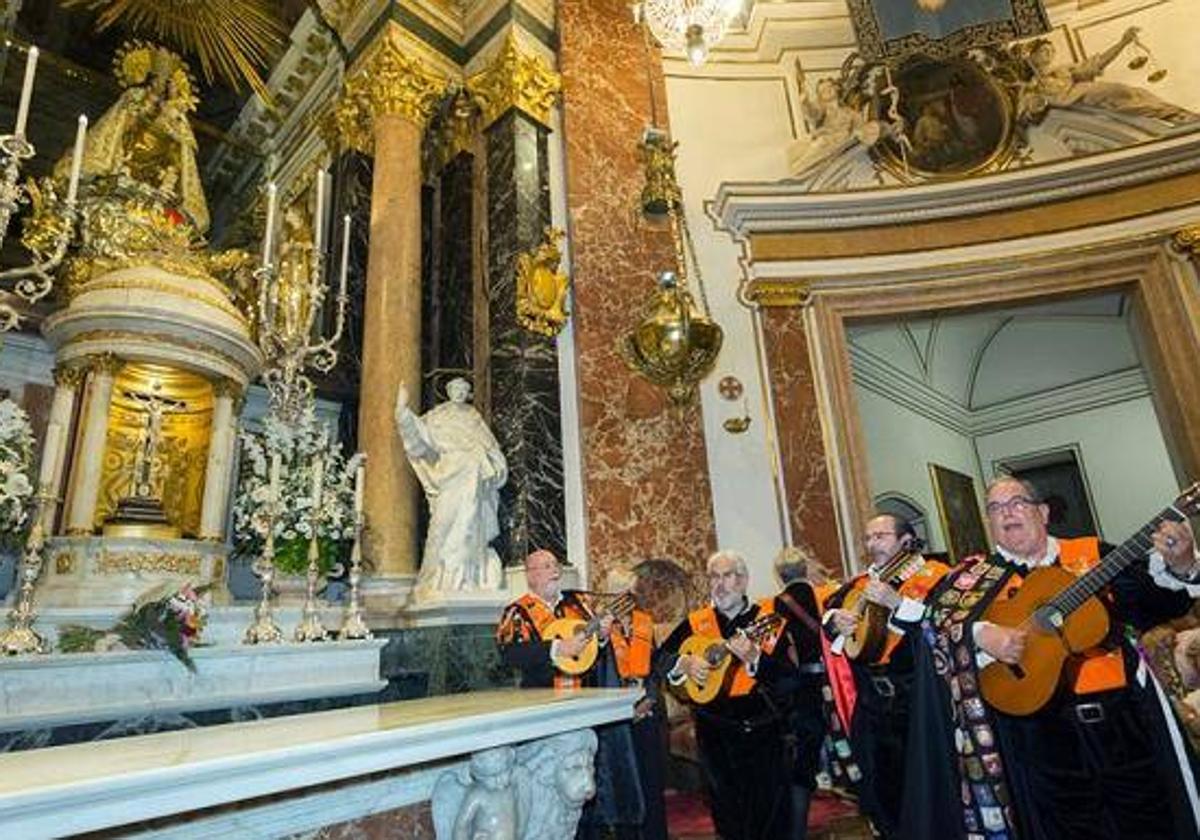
[1173,225,1200,258]
[335,37,447,153]
[466,33,560,130]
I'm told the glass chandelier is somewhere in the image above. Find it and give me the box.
[639,0,744,65]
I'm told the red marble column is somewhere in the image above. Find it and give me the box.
[761,307,844,579]
[559,0,716,602]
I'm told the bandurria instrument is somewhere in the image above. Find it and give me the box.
[840,540,926,663]
[544,591,636,676]
[677,612,785,704]
[979,483,1200,716]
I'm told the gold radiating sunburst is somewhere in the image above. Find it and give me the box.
[63,0,287,101]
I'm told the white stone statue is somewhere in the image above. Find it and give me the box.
[513,731,597,840]
[395,378,508,599]
[1018,28,1197,125]
[787,75,886,180]
[432,746,520,840]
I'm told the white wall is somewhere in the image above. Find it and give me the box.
[855,386,981,555]
[973,397,1178,543]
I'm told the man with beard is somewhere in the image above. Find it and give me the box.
[658,550,799,840]
[920,476,1200,840]
[495,550,646,838]
[822,514,950,838]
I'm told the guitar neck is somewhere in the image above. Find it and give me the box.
[1052,505,1189,616]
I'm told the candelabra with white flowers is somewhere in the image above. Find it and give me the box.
[254,172,351,423]
[0,46,90,333]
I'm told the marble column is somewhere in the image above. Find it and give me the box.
[468,36,566,564]
[39,363,84,533]
[63,353,122,536]
[198,380,239,540]
[335,31,443,577]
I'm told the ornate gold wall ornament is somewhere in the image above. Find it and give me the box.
[516,227,570,337]
[640,129,682,218]
[335,38,446,153]
[744,279,814,308]
[1173,225,1200,258]
[96,552,203,575]
[61,0,286,101]
[466,33,562,130]
[55,553,74,575]
[53,363,86,389]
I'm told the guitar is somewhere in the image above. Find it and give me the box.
[840,540,926,663]
[979,483,1200,716]
[544,591,636,676]
[677,612,785,705]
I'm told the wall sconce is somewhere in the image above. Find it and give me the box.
[718,375,750,433]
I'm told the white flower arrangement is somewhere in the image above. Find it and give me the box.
[232,404,362,575]
[0,398,35,546]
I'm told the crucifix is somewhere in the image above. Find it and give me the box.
[124,382,187,501]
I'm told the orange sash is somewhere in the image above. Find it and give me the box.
[687,598,781,697]
[508,593,591,690]
[612,609,654,680]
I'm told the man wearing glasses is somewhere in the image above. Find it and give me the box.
[919,475,1200,840]
[821,514,950,838]
[658,550,799,840]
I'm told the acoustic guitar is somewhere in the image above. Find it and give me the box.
[677,612,785,705]
[544,591,636,676]
[979,483,1200,716]
[840,541,926,663]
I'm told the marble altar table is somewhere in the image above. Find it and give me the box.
[0,687,639,838]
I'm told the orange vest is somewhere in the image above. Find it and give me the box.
[611,609,654,680]
[511,592,591,690]
[992,537,1126,695]
[688,598,781,697]
[842,559,950,664]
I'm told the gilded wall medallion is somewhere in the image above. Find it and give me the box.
[516,227,570,337]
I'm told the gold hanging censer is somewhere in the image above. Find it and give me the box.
[619,128,722,406]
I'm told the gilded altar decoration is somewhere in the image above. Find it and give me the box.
[62,0,286,100]
[95,552,203,575]
[516,227,570,337]
[334,37,445,154]
[1174,226,1200,259]
[640,131,682,217]
[466,33,562,130]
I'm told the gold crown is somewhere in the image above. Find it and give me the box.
[113,41,199,111]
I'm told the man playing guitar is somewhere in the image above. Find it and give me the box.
[822,514,950,839]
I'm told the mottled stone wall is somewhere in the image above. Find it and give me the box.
[761,308,843,578]
[485,111,566,565]
[559,0,716,603]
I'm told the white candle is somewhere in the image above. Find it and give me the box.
[313,170,326,253]
[261,182,277,267]
[337,214,351,298]
[353,457,364,517]
[38,421,61,488]
[268,449,281,507]
[310,452,325,510]
[66,114,87,204]
[14,45,38,138]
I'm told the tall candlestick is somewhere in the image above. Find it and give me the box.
[313,170,326,254]
[14,46,38,138]
[310,452,324,511]
[337,214,350,299]
[261,182,277,267]
[353,457,364,517]
[268,449,281,506]
[66,115,87,204]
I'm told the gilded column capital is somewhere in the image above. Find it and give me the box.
[466,33,561,131]
[1173,225,1200,258]
[85,352,125,378]
[52,363,86,389]
[334,37,446,154]
[211,377,244,401]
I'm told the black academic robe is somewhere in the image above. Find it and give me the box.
[909,550,1200,840]
[822,576,926,839]
[657,598,799,840]
[774,581,828,789]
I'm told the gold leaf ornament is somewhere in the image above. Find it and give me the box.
[63,0,286,100]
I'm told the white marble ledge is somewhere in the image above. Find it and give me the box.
[0,687,640,838]
[0,639,387,733]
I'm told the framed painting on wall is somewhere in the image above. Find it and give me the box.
[928,463,989,562]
